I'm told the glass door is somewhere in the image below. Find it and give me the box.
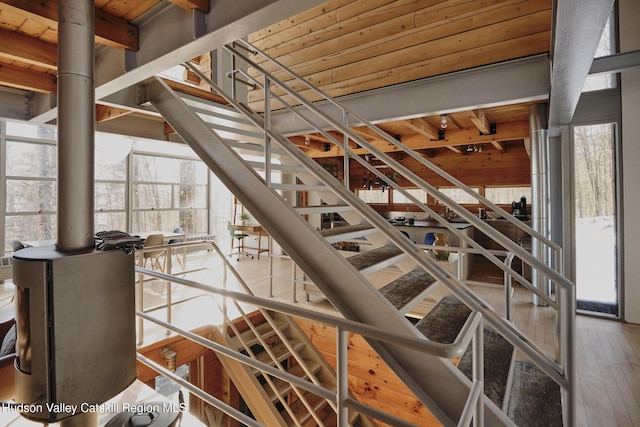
[573,123,619,316]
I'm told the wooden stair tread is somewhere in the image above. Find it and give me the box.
[347,246,404,273]
[250,339,305,375]
[229,319,288,350]
[379,268,437,311]
[414,295,472,344]
[263,359,323,402]
[456,327,515,409]
[507,360,563,427]
[280,391,332,426]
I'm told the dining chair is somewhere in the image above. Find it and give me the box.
[9,240,25,252]
[168,227,185,270]
[143,234,166,272]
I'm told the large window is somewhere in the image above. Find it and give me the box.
[392,188,427,204]
[485,187,532,205]
[4,123,58,247]
[2,119,209,253]
[437,187,480,204]
[573,123,618,316]
[132,154,208,234]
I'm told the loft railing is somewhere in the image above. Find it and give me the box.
[135,240,486,427]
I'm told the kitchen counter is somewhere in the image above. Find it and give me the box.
[391,220,474,279]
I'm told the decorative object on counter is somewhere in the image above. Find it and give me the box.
[433,232,450,261]
[238,212,250,225]
[478,208,487,219]
[511,197,529,219]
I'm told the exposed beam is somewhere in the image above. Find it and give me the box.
[402,118,439,140]
[0,62,56,93]
[308,120,529,158]
[0,0,139,51]
[95,104,133,123]
[0,28,57,70]
[589,49,640,75]
[271,55,550,136]
[547,0,615,135]
[31,0,326,124]
[490,140,506,152]
[468,109,491,135]
[168,0,210,13]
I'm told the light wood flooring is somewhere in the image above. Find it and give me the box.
[223,253,640,427]
[2,250,639,426]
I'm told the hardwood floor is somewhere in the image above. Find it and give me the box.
[227,254,640,427]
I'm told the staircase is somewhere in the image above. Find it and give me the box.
[144,39,576,426]
[211,309,374,426]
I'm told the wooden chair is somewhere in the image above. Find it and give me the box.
[168,227,185,270]
[143,234,166,272]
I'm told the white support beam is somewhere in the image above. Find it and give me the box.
[271,55,551,136]
[547,0,616,135]
[30,0,326,124]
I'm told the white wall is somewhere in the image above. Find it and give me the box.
[620,0,640,323]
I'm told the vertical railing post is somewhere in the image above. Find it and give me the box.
[166,247,172,335]
[473,320,484,427]
[336,327,349,427]
[136,254,144,345]
[559,282,576,427]
[504,253,514,321]
[264,75,272,187]
[342,110,350,189]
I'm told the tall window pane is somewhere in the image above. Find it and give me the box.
[573,123,618,315]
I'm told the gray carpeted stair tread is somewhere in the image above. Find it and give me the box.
[379,269,436,311]
[319,224,373,238]
[456,327,515,409]
[507,360,563,427]
[347,246,403,271]
[414,295,471,344]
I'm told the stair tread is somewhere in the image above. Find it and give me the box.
[456,327,515,409]
[414,295,471,344]
[281,390,332,426]
[347,246,403,272]
[507,360,563,427]
[264,359,323,401]
[229,320,288,350]
[250,339,305,374]
[379,268,437,311]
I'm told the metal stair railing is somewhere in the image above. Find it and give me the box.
[135,239,486,427]
[185,40,575,425]
[147,73,560,425]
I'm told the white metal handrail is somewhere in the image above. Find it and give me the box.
[177,52,575,424]
[135,263,486,426]
[185,60,566,376]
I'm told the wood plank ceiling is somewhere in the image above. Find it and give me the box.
[248,0,553,158]
[0,0,552,159]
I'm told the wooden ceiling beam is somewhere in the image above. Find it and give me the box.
[95,104,134,123]
[0,28,57,69]
[307,120,529,158]
[490,140,506,152]
[468,109,492,135]
[402,118,440,140]
[167,0,210,13]
[0,62,56,93]
[0,0,139,51]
